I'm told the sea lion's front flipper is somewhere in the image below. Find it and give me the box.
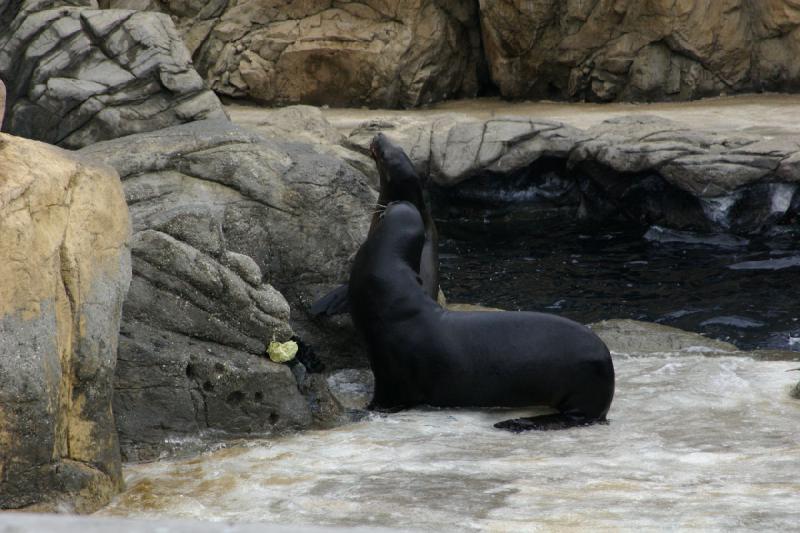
[494,413,608,432]
[310,284,351,317]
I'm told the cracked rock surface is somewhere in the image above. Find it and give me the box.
[480,0,800,102]
[79,119,375,460]
[342,112,800,233]
[0,2,226,148]
[100,0,486,108]
[0,132,131,512]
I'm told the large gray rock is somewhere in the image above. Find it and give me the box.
[226,104,379,186]
[479,0,800,102]
[115,322,312,461]
[80,120,375,459]
[344,114,800,233]
[0,133,131,512]
[101,0,486,108]
[0,5,226,148]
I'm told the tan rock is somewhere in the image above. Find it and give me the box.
[0,133,131,512]
[161,0,485,108]
[480,0,800,102]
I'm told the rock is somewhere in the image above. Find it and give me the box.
[0,6,227,148]
[297,373,347,429]
[115,322,312,462]
[0,79,5,127]
[793,380,800,400]
[589,320,738,355]
[228,104,378,186]
[120,0,486,108]
[326,369,374,411]
[591,319,800,364]
[479,0,800,102]
[79,120,376,458]
[1,0,99,27]
[98,0,160,10]
[0,133,131,511]
[342,113,800,233]
[446,302,503,313]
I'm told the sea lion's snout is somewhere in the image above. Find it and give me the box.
[370,133,387,160]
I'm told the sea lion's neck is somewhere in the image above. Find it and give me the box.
[367,262,436,320]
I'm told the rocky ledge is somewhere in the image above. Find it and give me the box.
[349,113,799,233]
[243,103,800,235]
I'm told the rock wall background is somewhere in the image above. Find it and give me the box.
[6,0,800,108]
[100,0,488,108]
[480,0,800,102]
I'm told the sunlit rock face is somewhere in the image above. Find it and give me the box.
[480,0,800,102]
[79,120,376,460]
[100,0,487,108]
[0,1,226,148]
[0,133,131,512]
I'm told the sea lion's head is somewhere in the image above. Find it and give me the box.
[370,133,426,212]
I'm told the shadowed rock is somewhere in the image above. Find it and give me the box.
[480,0,800,102]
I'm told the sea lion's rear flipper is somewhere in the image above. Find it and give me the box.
[494,413,608,432]
[310,284,351,317]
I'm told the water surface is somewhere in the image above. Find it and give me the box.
[439,218,800,352]
[100,353,800,531]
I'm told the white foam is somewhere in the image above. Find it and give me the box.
[100,356,800,531]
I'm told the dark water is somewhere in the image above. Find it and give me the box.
[438,216,800,352]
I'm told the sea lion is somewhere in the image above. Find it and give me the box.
[310,133,439,316]
[348,201,615,431]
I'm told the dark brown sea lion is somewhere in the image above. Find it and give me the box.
[348,201,615,431]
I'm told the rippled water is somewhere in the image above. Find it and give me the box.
[439,218,800,352]
[100,352,800,530]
